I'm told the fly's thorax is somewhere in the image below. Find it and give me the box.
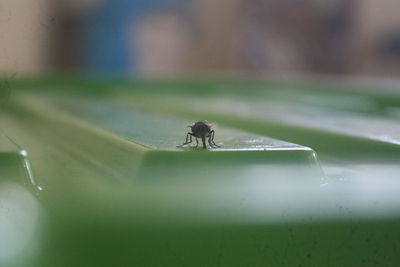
[191,123,211,138]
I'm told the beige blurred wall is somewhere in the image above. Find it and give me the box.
[185,0,400,76]
[357,0,400,40]
[0,0,49,74]
[2,0,400,76]
[133,0,243,76]
[134,10,190,76]
[0,0,100,75]
[354,0,400,75]
[190,0,242,71]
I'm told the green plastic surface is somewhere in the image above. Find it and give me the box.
[1,76,400,266]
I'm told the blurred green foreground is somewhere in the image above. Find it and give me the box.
[1,77,400,266]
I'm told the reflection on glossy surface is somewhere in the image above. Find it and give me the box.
[54,96,313,151]
[20,149,42,192]
[320,161,400,219]
[0,134,41,192]
[0,182,41,266]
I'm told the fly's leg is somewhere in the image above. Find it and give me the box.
[194,137,199,148]
[201,136,207,149]
[208,130,220,148]
[208,136,213,147]
[177,132,194,147]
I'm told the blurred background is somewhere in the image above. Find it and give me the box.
[1,0,400,77]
